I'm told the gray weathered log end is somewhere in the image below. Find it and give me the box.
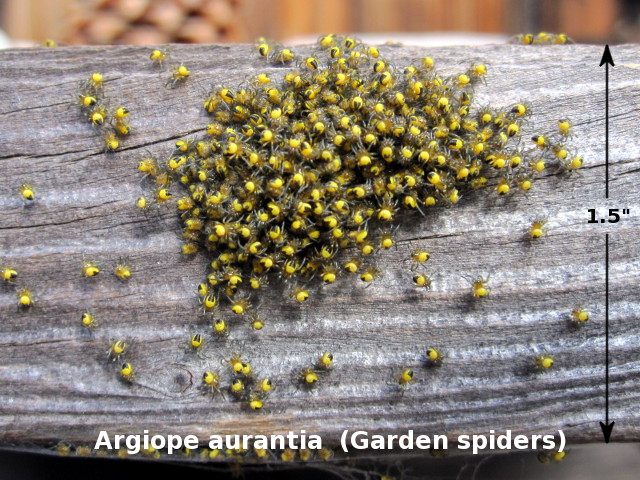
[0,44,638,460]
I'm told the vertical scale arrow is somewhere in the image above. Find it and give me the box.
[599,45,615,444]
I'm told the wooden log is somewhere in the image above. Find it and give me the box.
[0,43,638,463]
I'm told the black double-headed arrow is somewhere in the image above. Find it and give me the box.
[598,45,615,444]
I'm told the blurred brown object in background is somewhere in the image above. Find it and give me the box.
[65,0,245,45]
[0,0,627,46]
[540,0,619,43]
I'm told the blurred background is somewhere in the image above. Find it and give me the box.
[0,0,639,48]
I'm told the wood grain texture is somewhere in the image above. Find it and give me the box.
[0,43,639,459]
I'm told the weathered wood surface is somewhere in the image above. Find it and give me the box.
[0,43,639,457]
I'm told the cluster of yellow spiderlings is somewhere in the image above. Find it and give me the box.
[510,32,574,45]
[224,353,274,410]
[1,256,32,308]
[76,73,131,151]
[0,185,38,308]
[1,254,129,312]
[187,341,334,409]
[138,34,583,338]
[195,350,275,411]
[81,258,135,381]
[297,351,334,389]
[51,439,336,465]
[150,48,191,88]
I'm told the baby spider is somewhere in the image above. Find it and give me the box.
[113,260,132,281]
[257,377,273,396]
[530,218,548,239]
[570,307,590,324]
[317,352,334,370]
[150,48,167,66]
[412,273,432,290]
[537,449,568,464]
[106,340,127,361]
[426,348,444,366]
[212,318,229,338]
[120,362,134,382]
[411,248,430,267]
[202,370,224,398]
[360,266,381,286]
[1,265,18,282]
[470,276,490,298]
[299,367,319,389]
[81,311,99,329]
[19,183,36,202]
[396,368,415,392]
[81,259,100,277]
[226,353,252,377]
[247,393,264,411]
[167,64,190,88]
[535,354,554,370]
[187,333,205,353]
[230,377,245,397]
[16,287,34,309]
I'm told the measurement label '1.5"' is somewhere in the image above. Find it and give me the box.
[587,208,630,224]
